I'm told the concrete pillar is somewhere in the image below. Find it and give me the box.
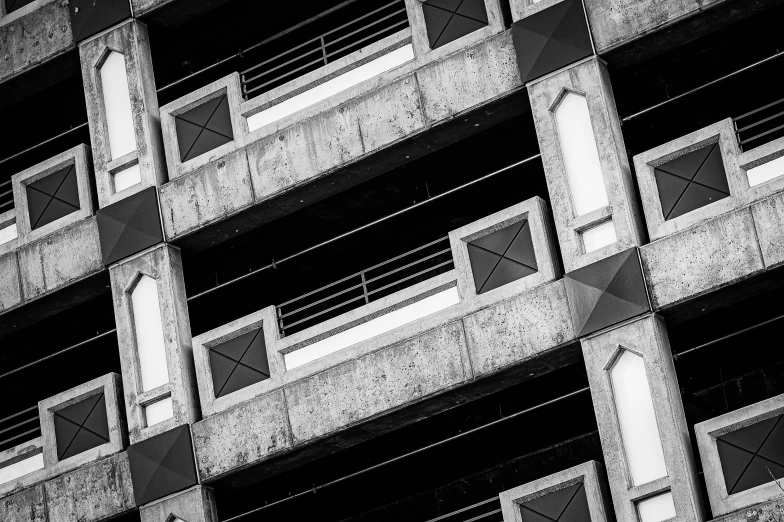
[79,19,167,208]
[581,315,704,522]
[139,486,218,522]
[528,57,643,272]
[109,244,199,444]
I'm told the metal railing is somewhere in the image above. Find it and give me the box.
[0,406,40,453]
[240,0,408,99]
[0,179,12,212]
[276,237,454,336]
[734,97,784,152]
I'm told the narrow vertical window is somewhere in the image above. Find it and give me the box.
[131,275,169,391]
[610,350,667,485]
[100,51,138,160]
[554,92,609,216]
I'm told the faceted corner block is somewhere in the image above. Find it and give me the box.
[467,218,537,294]
[511,0,593,84]
[96,186,164,266]
[127,424,198,506]
[175,94,234,163]
[422,0,488,50]
[209,327,270,399]
[654,142,730,221]
[69,0,132,43]
[53,393,110,461]
[564,247,649,337]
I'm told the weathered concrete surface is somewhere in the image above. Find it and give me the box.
[0,483,46,522]
[0,1,73,84]
[641,207,764,310]
[714,498,784,522]
[44,453,135,522]
[17,217,103,302]
[140,485,217,522]
[0,251,21,312]
[751,192,784,270]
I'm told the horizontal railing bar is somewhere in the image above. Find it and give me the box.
[0,416,38,436]
[323,8,406,49]
[0,427,40,448]
[735,108,784,134]
[282,293,368,330]
[245,55,327,92]
[364,259,453,298]
[735,97,784,122]
[0,179,10,188]
[463,508,502,522]
[426,498,499,522]
[241,37,324,79]
[277,272,366,309]
[361,237,449,275]
[0,122,88,168]
[0,200,13,210]
[319,0,402,42]
[186,154,541,302]
[365,247,452,286]
[279,281,365,320]
[323,19,409,61]
[0,406,38,425]
[0,189,11,198]
[739,122,784,146]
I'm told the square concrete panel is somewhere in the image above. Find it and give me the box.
[127,424,198,506]
[511,0,593,84]
[53,392,110,460]
[695,393,784,516]
[422,0,488,50]
[564,247,650,337]
[175,94,234,162]
[467,218,538,294]
[69,0,131,43]
[26,164,80,231]
[97,186,163,266]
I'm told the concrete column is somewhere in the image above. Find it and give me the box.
[139,486,218,522]
[581,315,704,522]
[79,19,167,208]
[528,57,643,272]
[109,244,199,444]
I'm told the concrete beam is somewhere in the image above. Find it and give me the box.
[0,483,46,522]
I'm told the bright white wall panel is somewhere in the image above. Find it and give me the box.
[100,51,138,160]
[131,275,170,391]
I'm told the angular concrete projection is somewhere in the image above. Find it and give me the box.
[582,315,704,522]
[80,19,167,208]
[110,244,199,443]
[140,485,218,522]
[529,57,643,272]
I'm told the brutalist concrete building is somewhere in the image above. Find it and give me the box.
[3,0,784,521]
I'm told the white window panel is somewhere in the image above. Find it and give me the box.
[0,452,44,485]
[100,51,138,160]
[610,350,668,485]
[131,275,170,391]
[0,222,17,246]
[637,492,676,522]
[555,92,609,216]
[144,397,173,426]
[285,286,459,370]
[747,155,784,187]
[248,44,414,132]
[114,163,141,193]
[582,220,617,253]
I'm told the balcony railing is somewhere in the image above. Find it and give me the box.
[240,0,409,100]
[734,97,784,152]
[276,237,454,336]
[0,179,12,212]
[0,406,40,453]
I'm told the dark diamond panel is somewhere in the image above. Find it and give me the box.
[26,165,80,231]
[511,0,593,83]
[520,482,590,522]
[209,327,270,398]
[717,415,784,495]
[96,186,163,266]
[422,0,488,50]
[467,219,537,294]
[175,95,234,162]
[5,0,37,14]
[53,393,110,461]
[564,248,650,337]
[127,424,198,506]
[69,0,132,43]
[654,143,730,220]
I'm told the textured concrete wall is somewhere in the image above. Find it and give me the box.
[715,498,784,522]
[0,483,46,522]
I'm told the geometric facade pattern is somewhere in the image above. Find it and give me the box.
[654,143,730,221]
[467,219,537,294]
[5,0,37,15]
[26,164,80,231]
[511,0,593,84]
[53,393,109,461]
[209,327,270,399]
[421,0,488,50]
[175,95,234,162]
[717,415,784,495]
[68,0,132,43]
[127,425,198,506]
[519,482,590,522]
[96,187,164,266]
[564,248,650,337]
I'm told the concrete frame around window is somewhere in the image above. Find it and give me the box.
[499,461,613,522]
[737,135,784,204]
[0,437,44,497]
[449,196,560,301]
[695,394,784,517]
[633,118,744,241]
[193,309,281,417]
[0,0,56,27]
[10,144,93,247]
[38,373,127,478]
[159,73,246,181]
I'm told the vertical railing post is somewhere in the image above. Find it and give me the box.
[320,35,329,65]
[277,306,286,336]
[361,272,370,304]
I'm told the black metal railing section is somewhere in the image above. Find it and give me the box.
[0,179,12,212]
[0,406,40,453]
[240,0,408,100]
[276,237,454,336]
[734,97,784,152]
